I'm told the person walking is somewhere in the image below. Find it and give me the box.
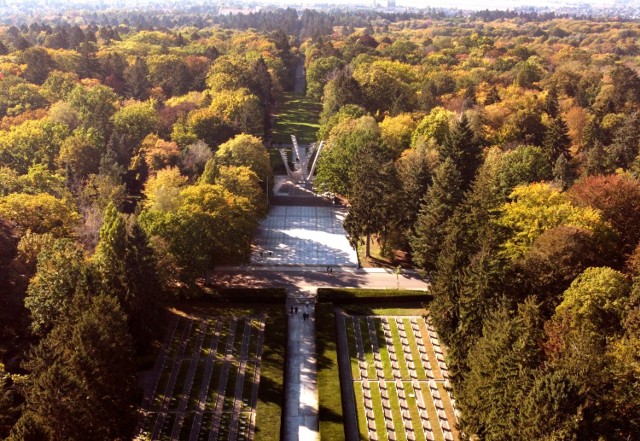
[295,306,298,314]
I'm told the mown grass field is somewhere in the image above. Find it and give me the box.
[272,92,322,145]
[316,303,346,440]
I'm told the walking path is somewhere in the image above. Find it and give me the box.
[285,288,318,441]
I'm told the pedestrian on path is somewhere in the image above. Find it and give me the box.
[295,306,298,314]
[290,306,293,315]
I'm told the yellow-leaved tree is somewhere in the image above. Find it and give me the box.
[497,182,609,259]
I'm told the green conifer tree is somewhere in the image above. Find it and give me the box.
[410,158,463,273]
[440,114,482,190]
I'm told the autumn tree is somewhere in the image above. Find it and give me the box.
[0,193,79,237]
[497,183,606,260]
[209,88,264,137]
[411,107,454,148]
[212,134,271,185]
[123,56,150,100]
[493,145,552,199]
[24,239,89,335]
[379,113,417,156]
[111,99,159,150]
[320,67,363,118]
[68,84,118,141]
[306,56,343,100]
[56,128,103,181]
[569,174,640,259]
[315,116,380,197]
[20,47,55,85]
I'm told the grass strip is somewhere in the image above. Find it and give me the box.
[316,303,345,441]
[216,319,230,359]
[200,322,217,358]
[178,412,195,441]
[158,413,177,441]
[404,381,427,441]
[184,322,200,357]
[169,361,190,411]
[167,317,186,359]
[390,320,410,379]
[318,288,431,303]
[233,319,247,358]
[188,360,206,411]
[200,412,214,437]
[218,413,232,439]
[205,360,222,411]
[404,318,427,381]
[241,361,256,413]
[153,363,172,408]
[354,383,368,441]
[358,317,378,380]
[223,361,239,412]
[248,318,260,360]
[345,315,360,381]
[370,382,389,441]
[388,382,408,441]
[372,318,394,380]
[254,308,286,441]
[417,383,444,441]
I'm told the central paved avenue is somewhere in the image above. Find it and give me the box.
[212,176,429,441]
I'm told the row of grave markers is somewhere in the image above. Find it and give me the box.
[139,316,265,441]
[352,315,457,441]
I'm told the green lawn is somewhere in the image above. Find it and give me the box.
[254,308,286,441]
[272,92,321,145]
[317,303,346,440]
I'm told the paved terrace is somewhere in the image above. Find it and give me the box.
[251,206,358,267]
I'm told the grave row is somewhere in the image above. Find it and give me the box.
[140,315,265,441]
[352,315,457,441]
[425,318,459,423]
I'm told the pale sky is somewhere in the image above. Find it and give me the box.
[2,0,634,10]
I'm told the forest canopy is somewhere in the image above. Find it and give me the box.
[0,6,639,440]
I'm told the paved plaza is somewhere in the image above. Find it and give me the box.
[252,206,358,267]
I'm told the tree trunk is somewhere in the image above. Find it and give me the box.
[366,233,371,258]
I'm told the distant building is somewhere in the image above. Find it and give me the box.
[373,0,396,8]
